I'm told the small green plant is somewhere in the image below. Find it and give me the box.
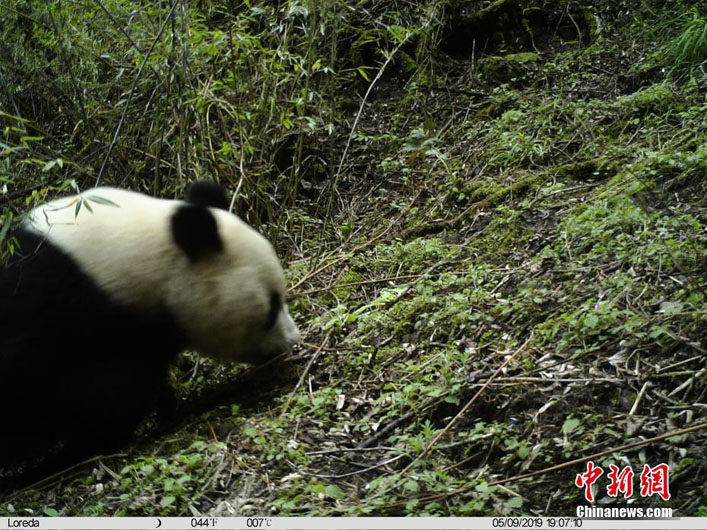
[666,10,707,69]
[114,440,227,515]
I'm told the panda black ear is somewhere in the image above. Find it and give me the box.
[171,205,223,262]
[185,181,229,210]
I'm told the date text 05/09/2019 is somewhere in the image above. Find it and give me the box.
[492,518,582,528]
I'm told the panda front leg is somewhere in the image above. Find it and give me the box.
[59,340,178,466]
[63,373,162,461]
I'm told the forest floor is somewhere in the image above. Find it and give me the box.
[2,0,707,518]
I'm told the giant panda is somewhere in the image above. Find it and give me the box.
[0,182,300,468]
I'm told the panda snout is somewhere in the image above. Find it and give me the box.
[280,308,301,348]
[254,308,300,361]
[289,325,301,347]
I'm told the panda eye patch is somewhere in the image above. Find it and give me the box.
[264,292,281,330]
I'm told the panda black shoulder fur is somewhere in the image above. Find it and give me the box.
[0,182,300,467]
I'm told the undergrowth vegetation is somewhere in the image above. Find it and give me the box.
[2,0,706,518]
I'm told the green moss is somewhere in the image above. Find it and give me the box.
[373,237,460,275]
[479,52,541,84]
[333,269,364,298]
[505,52,542,63]
[472,204,536,262]
[617,82,675,113]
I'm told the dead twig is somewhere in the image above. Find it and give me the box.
[357,394,447,449]
[389,421,707,509]
[290,454,406,480]
[489,420,707,487]
[4,453,128,500]
[290,190,422,293]
[280,331,332,418]
[398,333,534,477]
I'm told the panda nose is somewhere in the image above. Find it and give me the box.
[283,313,301,346]
[290,325,301,346]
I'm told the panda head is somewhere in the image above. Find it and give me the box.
[167,182,301,364]
[25,182,301,365]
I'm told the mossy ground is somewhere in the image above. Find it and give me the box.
[2,0,706,518]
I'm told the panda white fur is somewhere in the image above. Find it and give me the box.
[0,182,300,466]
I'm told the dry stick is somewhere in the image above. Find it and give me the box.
[289,238,374,293]
[294,259,478,298]
[293,273,428,298]
[310,22,430,272]
[290,189,422,293]
[398,334,534,477]
[493,376,620,384]
[629,381,652,415]
[6,453,128,501]
[304,454,406,480]
[391,421,707,509]
[92,0,152,63]
[489,421,707,487]
[291,264,526,297]
[279,331,333,419]
[95,0,178,187]
[321,32,414,235]
[298,341,351,352]
[358,394,448,449]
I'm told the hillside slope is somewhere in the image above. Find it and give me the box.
[2,0,706,517]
